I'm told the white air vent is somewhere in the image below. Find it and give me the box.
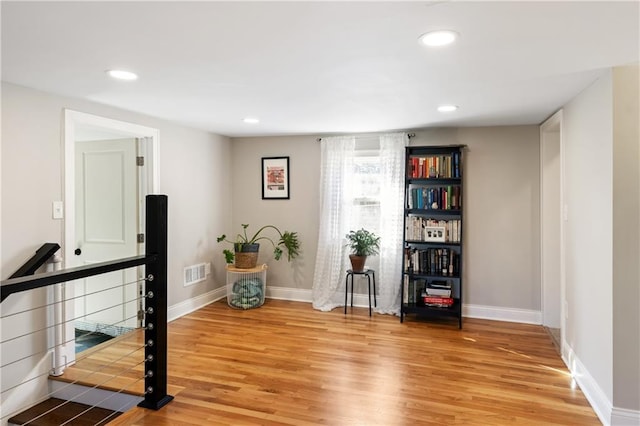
[184,263,209,287]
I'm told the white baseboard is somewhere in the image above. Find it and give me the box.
[266,286,313,303]
[266,286,377,309]
[167,286,226,322]
[169,287,544,325]
[562,345,612,425]
[611,407,640,426]
[463,303,542,324]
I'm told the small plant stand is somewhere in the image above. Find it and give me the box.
[226,264,267,309]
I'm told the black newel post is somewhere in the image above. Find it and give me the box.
[138,195,174,409]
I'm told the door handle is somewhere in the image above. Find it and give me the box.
[75,248,82,256]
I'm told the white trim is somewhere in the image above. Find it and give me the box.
[611,407,640,426]
[540,109,563,330]
[463,304,542,324]
[266,286,313,303]
[557,109,568,356]
[265,286,379,309]
[167,287,226,322]
[170,287,546,325]
[63,110,160,270]
[61,110,160,374]
[562,345,612,425]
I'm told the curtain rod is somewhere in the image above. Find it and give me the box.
[316,132,415,142]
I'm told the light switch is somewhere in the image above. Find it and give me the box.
[53,201,64,219]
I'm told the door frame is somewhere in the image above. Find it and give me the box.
[540,109,565,349]
[64,110,160,263]
[59,109,159,368]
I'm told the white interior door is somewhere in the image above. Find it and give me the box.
[73,138,139,329]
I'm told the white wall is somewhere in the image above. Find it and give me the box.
[560,64,640,424]
[229,136,320,292]
[611,64,639,414]
[563,71,615,417]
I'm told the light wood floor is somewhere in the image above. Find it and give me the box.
[61,299,599,425]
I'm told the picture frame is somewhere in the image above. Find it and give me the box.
[262,156,290,199]
[424,226,446,242]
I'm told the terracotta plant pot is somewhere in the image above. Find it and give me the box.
[349,254,367,272]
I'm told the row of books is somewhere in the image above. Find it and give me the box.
[407,186,461,210]
[408,153,461,179]
[403,277,455,307]
[405,218,461,243]
[405,248,460,277]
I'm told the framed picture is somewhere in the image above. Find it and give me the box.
[262,156,290,199]
[424,226,446,242]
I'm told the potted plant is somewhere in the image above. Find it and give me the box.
[217,224,301,269]
[345,228,380,272]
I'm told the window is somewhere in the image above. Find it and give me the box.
[350,150,381,270]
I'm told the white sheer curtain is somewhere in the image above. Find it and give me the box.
[376,132,408,314]
[312,132,407,314]
[312,136,355,311]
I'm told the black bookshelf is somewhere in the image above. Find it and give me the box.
[400,145,464,328]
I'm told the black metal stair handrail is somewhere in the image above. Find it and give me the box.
[8,242,61,279]
[1,255,154,302]
[0,194,173,411]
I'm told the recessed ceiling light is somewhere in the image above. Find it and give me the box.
[437,105,458,113]
[243,117,260,124]
[419,30,458,47]
[106,69,138,80]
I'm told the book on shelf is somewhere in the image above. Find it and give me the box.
[428,279,451,289]
[426,287,451,297]
[423,296,454,307]
[403,276,419,304]
[404,248,460,276]
[409,154,460,179]
[426,279,452,297]
[407,187,461,211]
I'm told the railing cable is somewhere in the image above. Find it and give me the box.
[0,292,151,345]
[20,356,148,426]
[0,317,142,370]
[1,337,148,422]
[99,375,147,424]
[0,315,142,400]
[60,374,149,426]
[0,275,146,320]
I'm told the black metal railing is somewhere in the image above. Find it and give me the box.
[0,194,173,411]
[8,242,61,280]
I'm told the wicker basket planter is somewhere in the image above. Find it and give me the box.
[234,243,259,269]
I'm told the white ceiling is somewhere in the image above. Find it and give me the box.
[2,1,638,137]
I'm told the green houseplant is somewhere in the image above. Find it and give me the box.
[345,228,380,272]
[217,224,301,268]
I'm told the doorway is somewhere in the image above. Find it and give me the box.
[540,110,564,353]
[62,110,159,361]
[73,137,139,346]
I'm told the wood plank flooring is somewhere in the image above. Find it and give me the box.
[61,299,599,425]
[8,398,121,426]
